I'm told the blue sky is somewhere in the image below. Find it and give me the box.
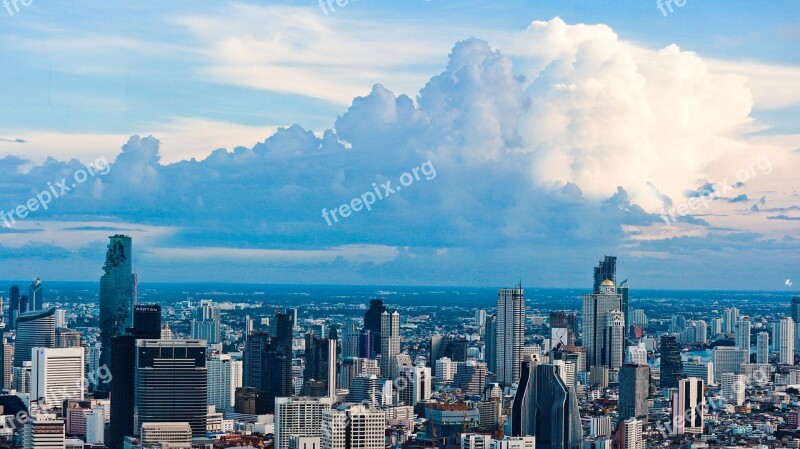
[0,0,799,289]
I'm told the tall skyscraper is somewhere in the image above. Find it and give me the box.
[31,347,84,405]
[9,285,20,329]
[485,314,497,373]
[133,305,162,339]
[602,310,625,370]
[28,277,43,311]
[671,377,704,435]
[241,311,293,412]
[756,331,769,364]
[380,310,400,379]
[618,279,630,327]
[208,353,242,411]
[99,235,138,371]
[497,286,524,385]
[582,281,622,370]
[780,317,795,365]
[192,300,221,344]
[341,323,361,359]
[364,300,386,356]
[511,358,582,449]
[304,332,337,398]
[14,307,56,367]
[720,373,745,406]
[723,307,739,334]
[134,339,207,437]
[243,331,271,390]
[593,256,617,294]
[734,317,751,354]
[659,335,684,389]
[619,364,650,422]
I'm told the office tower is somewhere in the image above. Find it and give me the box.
[99,235,138,372]
[582,281,622,370]
[31,347,84,405]
[14,363,32,393]
[29,277,43,311]
[723,307,739,334]
[671,377,704,435]
[475,309,487,330]
[341,323,361,359]
[435,357,457,382]
[659,335,683,389]
[287,308,299,328]
[208,353,241,411]
[712,346,747,380]
[734,317,751,354]
[511,359,582,449]
[683,361,714,386]
[134,340,207,437]
[321,404,384,449]
[380,310,400,379]
[9,285,20,329]
[592,255,617,294]
[192,300,221,344]
[133,305,162,339]
[140,423,192,448]
[359,330,375,360]
[710,317,723,336]
[363,300,386,356]
[694,320,707,345]
[1,339,12,389]
[618,279,630,327]
[85,405,105,444]
[23,415,65,449]
[590,416,611,437]
[756,332,769,364]
[453,361,489,396]
[720,373,745,405]
[485,314,497,373]
[631,309,647,327]
[430,335,468,377]
[793,297,800,323]
[669,315,686,334]
[304,332,337,398]
[241,312,293,411]
[621,418,644,449]
[243,331,271,389]
[274,396,334,449]
[602,310,625,370]
[619,364,650,422]
[780,317,795,364]
[14,307,56,367]
[549,311,578,346]
[497,286,524,385]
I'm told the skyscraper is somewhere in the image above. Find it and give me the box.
[321,404,385,449]
[134,339,207,437]
[659,335,684,389]
[756,331,769,364]
[734,317,751,354]
[602,310,625,370]
[14,307,56,367]
[241,311,293,412]
[99,235,138,371]
[723,307,739,334]
[671,377,704,435]
[133,305,162,339]
[511,358,582,449]
[792,297,800,323]
[274,396,333,449]
[485,314,497,373]
[780,317,795,365]
[9,285,20,329]
[618,279,630,327]
[621,418,645,449]
[31,347,84,405]
[582,281,622,370]
[28,277,43,311]
[208,353,241,411]
[192,300,221,344]
[496,286,524,386]
[304,332,337,398]
[619,364,650,422]
[380,310,400,379]
[364,300,386,356]
[550,311,578,346]
[341,323,361,359]
[592,256,617,294]
[430,335,468,376]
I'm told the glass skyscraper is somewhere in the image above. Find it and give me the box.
[99,235,137,371]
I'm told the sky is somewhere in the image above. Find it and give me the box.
[0,0,799,290]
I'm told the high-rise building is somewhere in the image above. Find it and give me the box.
[99,235,138,372]
[712,346,747,380]
[734,317,751,354]
[134,340,207,437]
[23,415,65,449]
[683,361,714,386]
[659,335,683,389]
[31,347,85,405]
[620,418,644,449]
[485,314,497,373]
[780,317,795,365]
[592,256,617,294]
[380,310,400,379]
[140,423,192,448]
[192,300,221,344]
[549,311,578,346]
[241,311,293,412]
[9,285,20,329]
[618,279,630,328]
[274,396,333,449]
[321,404,384,449]
[602,310,625,370]
[723,307,739,334]
[208,353,242,411]
[497,286,524,385]
[453,361,489,396]
[582,281,622,370]
[671,377,704,435]
[475,310,487,332]
[619,364,650,422]
[341,323,361,359]
[363,300,386,356]
[243,331,271,389]
[133,305,162,340]
[14,307,56,367]
[511,358,582,448]
[304,333,337,399]
[720,373,745,406]
[792,297,800,323]
[29,277,43,311]
[756,332,770,364]
[1,339,13,389]
[86,406,105,445]
[430,335,468,377]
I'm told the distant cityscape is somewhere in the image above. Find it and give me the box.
[1,235,800,449]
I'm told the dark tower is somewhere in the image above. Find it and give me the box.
[133,305,162,339]
[792,297,800,324]
[660,335,684,389]
[364,299,386,355]
[8,286,19,330]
